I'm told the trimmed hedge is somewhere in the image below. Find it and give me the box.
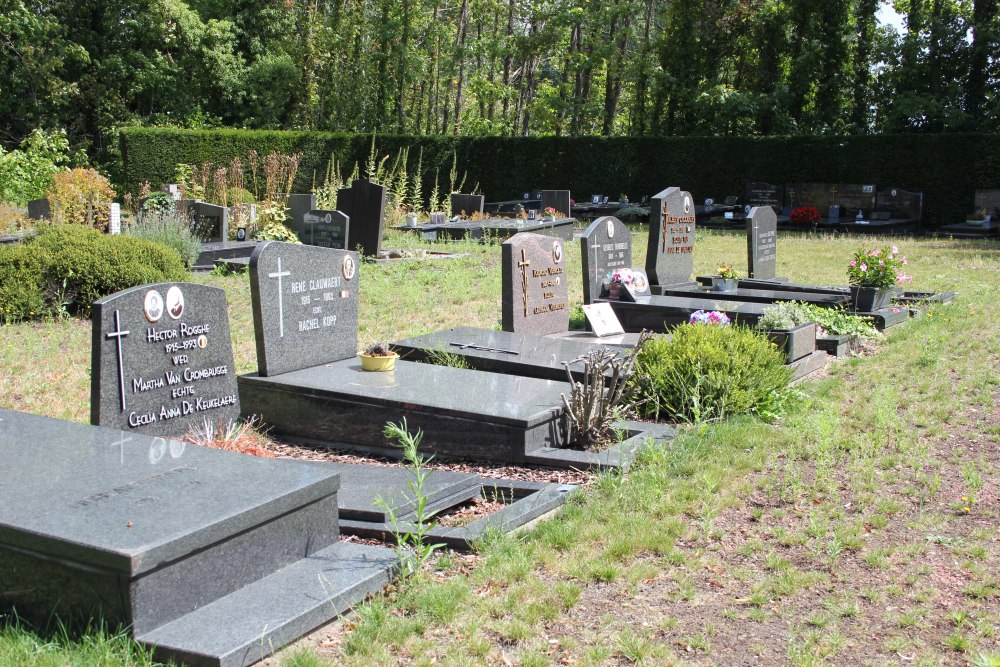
[0,224,188,323]
[120,128,1000,228]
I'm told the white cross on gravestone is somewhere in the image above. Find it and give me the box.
[106,309,130,411]
[108,433,132,464]
[269,258,291,338]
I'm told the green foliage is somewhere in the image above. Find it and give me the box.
[775,301,882,340]
[757,307,797,332]
[127,211,202,268]
[139,191,176,217]
[632,323,792,424]
[0,130,73,206]
[0,224,187,322]
[120,128,1000,228]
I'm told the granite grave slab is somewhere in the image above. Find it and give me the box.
[91,282,240,437]
[412,216,576,243]
[645,186,696,287]
[745,182,784,211]
[579,216,633,305]
[189,202,229,243]
[540,190,571,217]
[450,193,485,216]
[747,206,778,279]
[249,241,360,376]
[337,178,386,256]
[302,209,349,248]
[502,232,569,335]
[0,409,395,667]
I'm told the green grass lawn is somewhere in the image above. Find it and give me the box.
[1,229,998,666]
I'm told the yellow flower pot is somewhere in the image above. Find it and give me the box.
[360,352,398,372]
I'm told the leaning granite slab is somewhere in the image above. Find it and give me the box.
[0,409,395,667]
[329,462,577,549]
[606,294,773,332]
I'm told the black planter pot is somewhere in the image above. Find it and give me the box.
[766,323,817,363]
[849,286,892,312]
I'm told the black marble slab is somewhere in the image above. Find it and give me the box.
[651,284,848,306]
[403,217,576,242]
[606,295,773,332]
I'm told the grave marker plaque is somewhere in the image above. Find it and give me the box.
[189,202,228,242]
[336,178,387,256]
[745,182,784,211]
[579,216,632,304]
[645,186,695,286]
[540,190,571,217]
[286,193,318,240]
[91,283,240,437]
[249,241,360,376]
[502,232,568,335]
[746,206,778,279]
[875,187,923,221]
[450,193,485,216]
[303,209,349,248]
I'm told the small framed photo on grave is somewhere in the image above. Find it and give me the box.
[602,196,610,204]
[527,209,537,220]
[236,228,247,241]
[620,269,651,302]
[582,303,625,337]
[591,194,601,204]
[522,192,530,200]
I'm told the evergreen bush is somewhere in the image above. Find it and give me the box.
[0,244,46,323]
[128,211,202,268]
[632,323,791,423]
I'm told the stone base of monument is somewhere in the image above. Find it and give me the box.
[0,410,396,667]
[851,305,911,330]
[330,462,576,549]
[817,334,860,358]
[787,350,830,382]
[238,359,569,464]
[193,240,259,271]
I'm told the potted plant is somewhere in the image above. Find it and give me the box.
[542,207,559,222]
[360,341,399,371]
[847,244,911,312]
[711,262,739,291]
[966,207,990,226]
[790,206,821,229]
[756,308,817,363]
[606,268,635,300]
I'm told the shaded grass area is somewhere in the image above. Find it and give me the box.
[1,229,998,665]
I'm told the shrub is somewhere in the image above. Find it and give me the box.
[772,301,882,339]
[0,129,72,206]
[128,211,202,268]
[47,168,116,229]
[632,323,791,423]
[0,224,188,319]
[139,191,176,217]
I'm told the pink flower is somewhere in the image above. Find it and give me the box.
[860,263,868,272]
[850,260,857,267]
[901,257,907,266]
[891,245,899,254]
[871,248,880,257]
[879,260,884,266]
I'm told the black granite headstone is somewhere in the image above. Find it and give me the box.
[746,206,778,279]
[189,202,229,242]
[502,232,568,335]
[249,241,360,376]
[303,209,350,248]
[540,190,571,217]
[645,187,695,286]
[450,193,485,217]
[875,187,923,221]
[27,198,50,220]
[579,216,632,304]
[744,182,784,211]
[336,178,387,256]
[91,283,240,437]
[285,193,317,241]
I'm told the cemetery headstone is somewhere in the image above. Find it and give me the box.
[502,232,568,335]
[91,283,240,437]
[249,241,360,376]
[286,193,318,240]
[107,202,121,235]
[645,186,695,286]
[746,206,778,279]
[189,202,229,242]
[582,303,625,336]
[27,198,50,220]
[303,209,349,248]
[875,187,923,221]
[619,268,652,302]
[336,178,387,256]
[450,193,485,217]
[973,189,1000,217]
[579,216,632,304]
[540,190,571,217]
[744,182,784,211]
[160,184,182,201]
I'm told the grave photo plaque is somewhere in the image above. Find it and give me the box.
[249,241,360,376]
[502,232,569,335]
[91,283,240,437]
[746,206,778,279]
[645,187,696,286]
[579,216,632,304]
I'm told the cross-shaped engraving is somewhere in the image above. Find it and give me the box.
[977,191,986,210]
[518,248,531,318]
[829,185,839,206]
[106,309,130,411]
[661,206,670,253]
[268,258,291,338]
[108,433,132,465]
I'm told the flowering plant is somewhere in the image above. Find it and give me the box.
[689,309,731,325]
[717,262,739,280]
[847,244,911,288]
[543,206,561,218]
[790,206,820,225]
[607,267,635,285]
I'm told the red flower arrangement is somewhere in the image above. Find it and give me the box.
[790,206,821,225]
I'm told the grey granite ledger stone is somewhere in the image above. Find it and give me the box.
[645,186,695,286]
[746,206,778,279]
[249,241,360,376]
[579,216,632,304]
[91,282,240,437]
[502,232,569,335]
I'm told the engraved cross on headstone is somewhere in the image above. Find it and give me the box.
[108,433,132,465]
[106,309,130,411]
[829,185,839,205]
[661,207,670,252]
[518,248,531,317]
[268,258,291,338]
